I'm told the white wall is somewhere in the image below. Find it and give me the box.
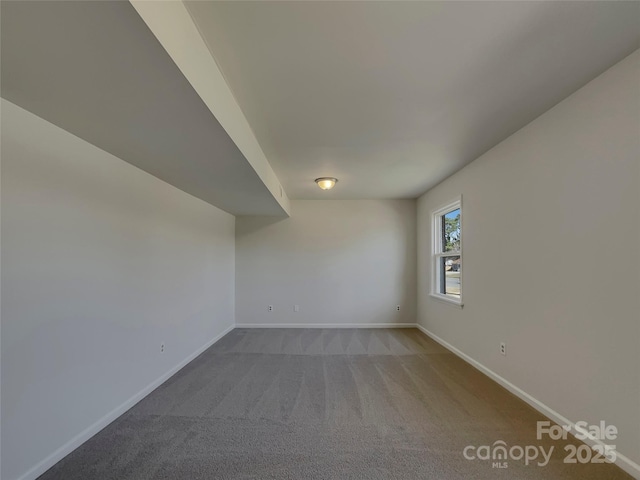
[417,50,640,471]
[1,99,236,480]
[236,200,416,326]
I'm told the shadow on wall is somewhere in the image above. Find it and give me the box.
[235,216,288,237]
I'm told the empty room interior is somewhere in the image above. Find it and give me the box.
[1,1,639,479]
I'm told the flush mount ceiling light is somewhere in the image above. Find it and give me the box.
[315,177,338,190]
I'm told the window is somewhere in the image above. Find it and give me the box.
[432,198,462,306]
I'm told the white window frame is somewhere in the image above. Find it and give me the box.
[430,196,463,307]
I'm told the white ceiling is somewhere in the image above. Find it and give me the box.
[3,1,638,212]
[185,1,640,199]
[1,1,288,216]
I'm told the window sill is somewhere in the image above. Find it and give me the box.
[429,293,464,308]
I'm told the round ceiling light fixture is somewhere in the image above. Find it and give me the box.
[315,177,338,190]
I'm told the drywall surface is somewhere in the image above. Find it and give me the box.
[236,200,416,326]
[1,99,235,480]
[417,50,640,470]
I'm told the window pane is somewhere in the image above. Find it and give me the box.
[443,208,461,253]
[440,255,461,296]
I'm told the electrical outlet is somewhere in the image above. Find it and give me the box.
[396,305,401,311]
[160,343,165,353]
[268,305,273,312]
[294,305,300,312]
[500,342,506,356]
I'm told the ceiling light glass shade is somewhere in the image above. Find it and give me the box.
[315,177,338,190]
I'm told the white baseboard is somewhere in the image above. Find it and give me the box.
[16,323,235,480]
[415,324,640,480]
[17,322,639,480]
[236,322,417,329]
